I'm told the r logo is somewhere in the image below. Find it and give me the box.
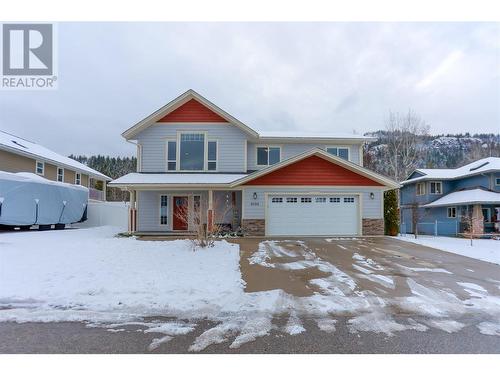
[2,24,53,76]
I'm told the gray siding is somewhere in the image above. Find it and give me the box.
[242,187,383,220]
[246,143,361,171]
[136,123,249,173]
[137,190,208,232]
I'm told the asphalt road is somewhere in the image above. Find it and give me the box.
[1,315,500,354]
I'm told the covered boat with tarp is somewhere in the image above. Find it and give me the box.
[0,171,88,230]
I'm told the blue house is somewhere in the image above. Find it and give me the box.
[400,157,500,236]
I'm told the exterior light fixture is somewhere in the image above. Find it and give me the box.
[253,192,258,200]
[370,192,375,200]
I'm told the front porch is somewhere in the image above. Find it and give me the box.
[128,189,243,235]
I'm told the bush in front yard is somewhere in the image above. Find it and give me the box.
[384,189,399,236]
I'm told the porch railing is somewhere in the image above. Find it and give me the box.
[89,187,105,201]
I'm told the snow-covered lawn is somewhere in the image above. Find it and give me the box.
[395,235,500,265]
[1,227,500,351]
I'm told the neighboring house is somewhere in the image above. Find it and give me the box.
[0,130,111,201]
[400,157,500,236]
[110,89,399,236]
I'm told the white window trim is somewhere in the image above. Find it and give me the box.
[495,177,500,186]
[57,167,64,182]
[447,206,457,218]
[256,145,282,167]
[175,131,217,172]
[207,140,218,172]
[75,172,81,185]
[165,138,177,172]
[429,181,443,195]
[35,160,44,175]
[325,146,351,161]
[416,182,426,196]
[158,194,170,227]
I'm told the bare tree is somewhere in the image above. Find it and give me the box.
[385,109,430,181]
[408,202,429,239]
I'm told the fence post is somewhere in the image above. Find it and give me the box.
[435,220,438,236]
[456,220,458,236]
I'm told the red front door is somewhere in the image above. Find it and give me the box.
[173,196,188,230]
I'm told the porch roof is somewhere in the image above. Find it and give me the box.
[109,172,248,188]
[423,188,500,208]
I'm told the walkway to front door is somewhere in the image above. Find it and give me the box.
[173,196,188,230]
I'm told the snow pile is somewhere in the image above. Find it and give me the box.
[395,235,500,265]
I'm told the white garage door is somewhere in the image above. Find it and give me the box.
[266,195,360,236]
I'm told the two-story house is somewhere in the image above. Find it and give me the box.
[110,90,399,236]
[0,130,110,201]
[400,157,500,236]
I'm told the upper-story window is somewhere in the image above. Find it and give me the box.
[35,161,44,175]
[167,133,218,171]
[326,147,349,161]
[75,173,81,185]
[257,146,280,166]
[430,181,442,195]
[180,133,205,170]
[167,141,177,171]
[416,182,426,196]
[57,167,64,182]
[208,141,217,171]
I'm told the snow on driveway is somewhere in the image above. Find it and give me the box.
[395,235,500,265]
[1,228,500,351]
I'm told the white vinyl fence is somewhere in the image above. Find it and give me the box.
[73,201,129,231]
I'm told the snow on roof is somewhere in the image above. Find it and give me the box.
[403,157,500,184]
[423,188,500,207]
[110,173,248,186]
[0,171,88,191]
[258,131,375,141]
[0,131,111,181]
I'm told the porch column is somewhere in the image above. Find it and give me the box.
[128,190,137,233]
[207,190,214,232]
[471,204,484,235]
[102,180,107,202]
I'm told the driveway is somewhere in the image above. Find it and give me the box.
[1,235,500,353]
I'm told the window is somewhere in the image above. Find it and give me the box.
[75,173,81,185]
[344,197,355,203]
[35,161,44,175]
[208,141,217,171]
[167,141,177,171]
[495,177,500,186]
[447,207,457,218]
[57,167,64,182]
[180,133,205,170]
[257,146,280,166]
[271,197,283,203]
[330,197,340,203]
[315,197,327,203]
[301,197,312,203]
[430,181,442,195]
[326,147,349,161]
[160,195,169,225]
[482,208,491,223]
[286,197,298,203]
[416,182,426,196]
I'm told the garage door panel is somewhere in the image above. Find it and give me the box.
[267,195,359,236]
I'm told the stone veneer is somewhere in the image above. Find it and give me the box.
[242,219,265,236]
[362,218,384,235]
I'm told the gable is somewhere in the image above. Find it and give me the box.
[243,155,383,186]
[158,99,229,123]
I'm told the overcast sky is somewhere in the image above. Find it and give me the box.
[1,22,499,157]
